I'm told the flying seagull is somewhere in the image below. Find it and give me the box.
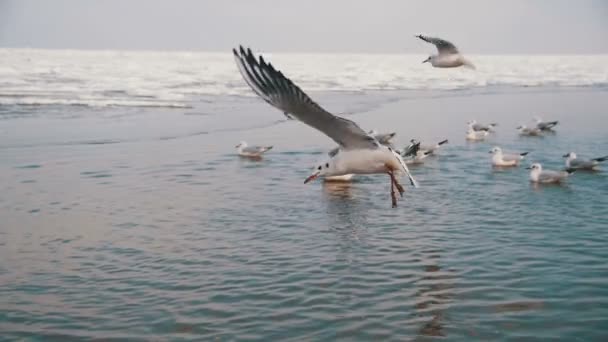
[233,46,417,207]
[416,35,475,69]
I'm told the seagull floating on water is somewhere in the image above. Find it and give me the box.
[468,120,497,132]
[233,46,417,207]
[489,146,528,167]
[236,141,273,157]
[517,125,542,137]
[533,116,559,131]
[416,35,475,69]
[466,128,488,141]
[527,163,575,184]
[563,152,608,171]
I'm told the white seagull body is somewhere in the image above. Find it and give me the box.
[527,163,574,184]
[466,129,488,141]
[417,35,475,69]
[233,46,417,207]
[236,141,273,157]
[563,152,608,171]
[468,120,497,132]
[490,146,528,167]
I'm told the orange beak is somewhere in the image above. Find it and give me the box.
[304,172,320,184]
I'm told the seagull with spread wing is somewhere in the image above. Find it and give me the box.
[416,35,475,69]
[233,46,417,207]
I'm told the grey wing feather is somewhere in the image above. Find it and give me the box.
[538,170,563,182]
[328,147,340,157]
[570,159,594,169]
[416,35,459,54]
[234,46,378,150]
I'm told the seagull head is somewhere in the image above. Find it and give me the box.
[489,146,502,154]
[562,152,576,159]
[526,163,542,171]
[235,141,247,148]
[304,160,333,184]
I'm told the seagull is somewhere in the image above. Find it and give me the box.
[517,125,542,136]
[533,116,559,131]
[416,35,475,69]
[235,141,273,157]
[468,120,497,132]
[233,46,417,207]
[466,128,489,141]
[417,139,449,155]
[563,152,608,171]
[401,140,422,157]
[489,146,528,167]
[526,163,575,184]
[404,150,432,165]
[368,129,397,145]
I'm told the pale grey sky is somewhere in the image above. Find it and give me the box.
[1,0,607,54]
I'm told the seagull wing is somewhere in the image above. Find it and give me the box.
[416,35,459,54]
[234,46,378,151]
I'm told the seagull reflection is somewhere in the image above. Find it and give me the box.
[414,249,454,339]
[322,180,354,199]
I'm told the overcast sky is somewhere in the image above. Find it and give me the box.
[1,0,607,54]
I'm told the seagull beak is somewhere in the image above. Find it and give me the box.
[422,57,430,63]
[304,172,320,184]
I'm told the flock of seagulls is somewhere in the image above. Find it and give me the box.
[231,36,605,207]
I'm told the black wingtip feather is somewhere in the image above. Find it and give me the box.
[520,152,529,156]
[592,156,608,162]
[438,139,448,145]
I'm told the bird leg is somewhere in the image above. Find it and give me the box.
[387,170,398,208]
[387,168,405,197]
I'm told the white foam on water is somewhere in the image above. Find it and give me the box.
[1,48,607,108]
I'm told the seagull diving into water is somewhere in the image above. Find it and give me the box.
[233,46,417,207]
[416,35,475,69]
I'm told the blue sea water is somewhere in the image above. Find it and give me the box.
[1,50,608,340]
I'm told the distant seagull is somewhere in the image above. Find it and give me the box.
[533,116,559,131]
[404,150,431,165]
[489,146,528,167]
[233,46,417,207]
[468,120,497,132]
[527,163,575,184]
[416,35,475,69]
[412,139,448,155]
[563,152,608,171]
[236,141,273,157]
[368,129,397,145]
[517,125,542,136]
[466,128,489,141]
[401,140,422,157]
